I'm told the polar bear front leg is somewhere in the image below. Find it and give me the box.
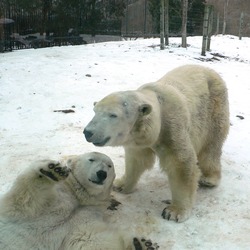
[0,160,71,218]
[113,147,156,194]
[38,160,71,182]
[160,151,200,222]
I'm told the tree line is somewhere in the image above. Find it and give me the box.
[207,0,250,37]
[148,0,205,35]
[1,0,206,37]
[0,0,126,36]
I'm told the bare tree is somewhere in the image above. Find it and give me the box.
[238,11,244,40]
[160,0,164,50]
[222,0,229,35]
[164,0,169,45]
[181,0,188,48]
[201,4,209,56]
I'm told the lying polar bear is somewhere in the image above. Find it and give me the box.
[83,64,230,222]
[0,152,158,250]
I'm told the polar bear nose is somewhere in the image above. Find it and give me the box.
[96,170,107,181]
[83,129,93,141]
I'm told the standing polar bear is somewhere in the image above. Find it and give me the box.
[0,152,158,250]
[84,65,230,222]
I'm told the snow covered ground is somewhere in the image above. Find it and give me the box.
[0,35,249,249]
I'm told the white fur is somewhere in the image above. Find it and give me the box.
[0,152,156,250]
[84,65,230,222]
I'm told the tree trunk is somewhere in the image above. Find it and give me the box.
[125,0,129,35]
[222,0,229,35]
[207,5,214,51]
[215,11,219,35]
[160,0,165,50]
[164,0,169,45]
[181,0,188,48]
[239,12,244,40]
[90,0,97,38]
[144,0,147,36]
[201,4,210,56]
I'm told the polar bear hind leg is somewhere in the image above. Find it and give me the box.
[63,225,159,250]
[133,237,160,250]
[61,227,126,250]
[198,80,229,188]
[198,120,229,188]
[198,144,223,187]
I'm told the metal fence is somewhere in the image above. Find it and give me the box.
[0,0,207,53]
[0,15,121,52]
[1,1,249,53]
[0,1,122,52]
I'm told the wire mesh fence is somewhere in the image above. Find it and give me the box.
[0,0,249,52]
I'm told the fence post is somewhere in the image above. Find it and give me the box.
[201,4,209,56]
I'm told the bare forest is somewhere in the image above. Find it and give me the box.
[207,0,250,36]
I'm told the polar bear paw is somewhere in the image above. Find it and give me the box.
[161,200,190,223]
[39,161,71,182]
[133,237,159,250]
[199,175,220,188]
[107,198,122,210]
[113,177,135,194]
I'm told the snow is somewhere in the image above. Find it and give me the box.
[0,35,250,249]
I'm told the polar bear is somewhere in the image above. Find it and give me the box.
[0,152,158,250]
[83,65,230,223]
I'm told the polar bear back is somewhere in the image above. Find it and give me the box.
[139,64,229,154]
[151,65,227,110]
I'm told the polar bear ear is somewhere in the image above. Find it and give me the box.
[139,104,152,116]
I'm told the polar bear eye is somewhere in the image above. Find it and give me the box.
[88,158,95,162]
[109,113,117,118]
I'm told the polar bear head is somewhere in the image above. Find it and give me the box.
[83,91,152,147]
[66,152,115,200]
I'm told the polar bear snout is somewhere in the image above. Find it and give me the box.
[96,170,107,182]
[89,170,107,185]
[83,128,111,146]
[97,170,107,181]
[83,129,93,142]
